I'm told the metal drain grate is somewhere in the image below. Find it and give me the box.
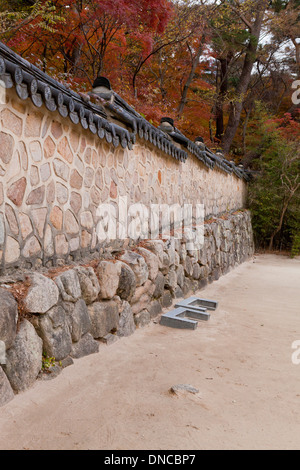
[175,296,218,311]
[160,297,218,329]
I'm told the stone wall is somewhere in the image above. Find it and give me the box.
[0,210,254,406]
[0,88,248,273]
[0,56,255,406]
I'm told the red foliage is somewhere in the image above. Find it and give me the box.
[8,0,173,72]
[5,0,223,144]
[266,112,300,141]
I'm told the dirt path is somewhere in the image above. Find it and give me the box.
[0,254,300,450]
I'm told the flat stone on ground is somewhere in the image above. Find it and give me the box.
[170,384,200,395]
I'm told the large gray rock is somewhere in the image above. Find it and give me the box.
[221,237,230,253]
[130,280,154,316]
[25,273,59,314]
[192,263,201,280]
[182,277,193,296]
[187,245,200,261]
[161,291,173,308]
[31,305,72,361]
[174,250,180,267]
[88,300,120,339]
[131,293,151,315]
[74,266,100,304]
[176,264,185,288]
[175,286,184,298]
[178,243,187,263]
[0,340,5,365]
[118,301,136,337]
[197,278,208,291]
[120,251,149,287]
[0,366,14,407]
[4,320,43,393]
[70,333,99,359]
[142,240,165,267]
[164,240,176,267]
[164,268,177,294]
[224,229,234,245]
[97,261,122,300]
[64,299,92,343]
[211,223,222,250]
[134,310,151,328]
[183,256,193,277]
[55,269,81,302]
[136,247,159,281]
[0,288,18,351]
[199,265,209,280]
[222,219,232,231]
[174,238,181,253]
[116,261,136,301]
[153,272,165,299]
[148,300,162,319]
[131,280,155,304]
[160,252,170,275]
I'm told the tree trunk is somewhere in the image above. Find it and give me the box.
[215,56,230,142]
[177,36,205,118]
[42,43,47,73]
[269,199,289,250]
[269,184,299,250]
[221,1,268,155]
[209,107,215,143]
[242,103,253,155]
[291,37,300,77]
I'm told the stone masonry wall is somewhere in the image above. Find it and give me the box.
[0,210,254,406]
[0,88,248,273]
[0,79,254,406]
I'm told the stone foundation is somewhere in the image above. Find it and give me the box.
[0,210,254,406]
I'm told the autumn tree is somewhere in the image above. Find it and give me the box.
[218,0,270,154]
[0,0,63,45]
[127,0,207,99]
[175,0,222,119]
[209,1,254,143]
[2,0,173,86]
[269,0,300,121]
[248,105,300,251]
[270,0,300,77]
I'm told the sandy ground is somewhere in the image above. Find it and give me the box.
[0,253,300,450]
